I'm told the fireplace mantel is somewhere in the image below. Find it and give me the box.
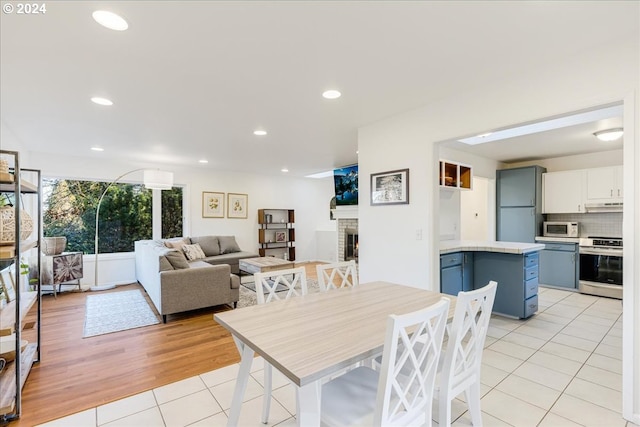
[331,206,358,220]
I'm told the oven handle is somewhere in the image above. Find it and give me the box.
[579,247,623,256]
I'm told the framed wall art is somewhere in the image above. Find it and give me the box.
[202,192,225,218]
[370,168,409,206]
[227,193,248,219]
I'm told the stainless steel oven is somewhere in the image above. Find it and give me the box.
[579,237,623,299]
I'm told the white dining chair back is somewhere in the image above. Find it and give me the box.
[438,280,497,427]
[253,266,308,305]
[316,260,358,292]
[252,266,308,423]
[321,298,450,427]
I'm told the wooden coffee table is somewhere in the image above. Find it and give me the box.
[239,257,295,275]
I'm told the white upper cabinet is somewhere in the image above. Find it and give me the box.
[542,169,585,213]
[586,166,623,202]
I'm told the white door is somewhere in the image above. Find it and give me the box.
[461,176,493,241]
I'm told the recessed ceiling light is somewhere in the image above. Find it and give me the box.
[281,168,289,173]
[593,128,624,142]
[254,130,267,136]
[91,97,113,106]
[476,132,493,138]
[322,90,341,100]
[91,147,104,152]
[92,10,129,31]
[198,159,209,164]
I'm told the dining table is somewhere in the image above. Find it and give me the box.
[214,280,457,427]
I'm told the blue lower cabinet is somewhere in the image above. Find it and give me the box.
[473,251,539,319]
[440,252,474,296]
[538,242,578,289]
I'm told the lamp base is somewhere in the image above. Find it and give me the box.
[90,284,117,291]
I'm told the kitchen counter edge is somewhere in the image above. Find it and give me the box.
[440,240,545,255]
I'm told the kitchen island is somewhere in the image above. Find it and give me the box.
[439,240,545,319]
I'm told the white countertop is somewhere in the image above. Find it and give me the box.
[440,240,545,255]
[534,236,581,243]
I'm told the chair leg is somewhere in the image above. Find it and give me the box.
[439,388,452,427]
[465,381,483,426]
[261,362,273,424]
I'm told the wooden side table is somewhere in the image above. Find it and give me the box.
[42,252,83,297]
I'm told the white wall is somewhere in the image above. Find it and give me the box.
[358,38,639,422]
[507,149,623,171]
[24,152,335,286]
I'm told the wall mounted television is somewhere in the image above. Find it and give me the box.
[333,164,358,206]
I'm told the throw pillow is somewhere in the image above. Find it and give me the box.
[183,243,206,261]
[165,237,189,251]
[218,236,241,254]
[165,250,190,269]
[190,236,220,256]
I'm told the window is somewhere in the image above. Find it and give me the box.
[43,178,183,254]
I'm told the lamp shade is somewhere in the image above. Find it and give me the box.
[143,170,173,189]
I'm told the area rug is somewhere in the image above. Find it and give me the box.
[83,289,159,338]
[237,278,320,308]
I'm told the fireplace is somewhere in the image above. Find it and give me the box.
[344,228,359,262]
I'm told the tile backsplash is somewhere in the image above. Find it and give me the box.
[547,213,623,238]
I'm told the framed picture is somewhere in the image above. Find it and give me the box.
[275,231,287,243]
[370,168,410,205]
[0,267,16,303]
[202,192,225,218]
[227,193,248,219]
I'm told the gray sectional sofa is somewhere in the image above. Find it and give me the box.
[134,235,258,322]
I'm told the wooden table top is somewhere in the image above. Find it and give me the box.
[239,257,295,273]
[214,281,456,387]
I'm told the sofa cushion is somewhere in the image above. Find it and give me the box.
[165,250,190,269]
[165,237,190,251]
[219,236,241,254]
[183,243,206,261]
[190,236,220,256]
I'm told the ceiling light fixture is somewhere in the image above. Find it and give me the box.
[253,130,267,136]
[198,159,209,164]
[91,147,104,152]
[593,128,624,142]
[91,97,113,106]
[322,90,341,100]
[92,10,129,31]
[281,168,289,173]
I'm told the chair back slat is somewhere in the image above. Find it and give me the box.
[316,260,358,292]
[253,266,308,304]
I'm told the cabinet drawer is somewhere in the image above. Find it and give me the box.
[524,252,539,268]
[525,265,538,281]
[524,294,538,318]
[543,242,576,252]
[524,277,538,299]
[440,253,463,267]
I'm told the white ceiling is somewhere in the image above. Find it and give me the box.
[1,1,637,177]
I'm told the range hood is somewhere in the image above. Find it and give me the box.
[584,202,623,213]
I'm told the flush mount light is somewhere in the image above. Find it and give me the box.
[593,128,624,142]
[322,90,341,99]
[92,10,129,31]
[198,159,209,164]
[91,97,113,106]
[91,147,104,152]
[281,168,289,173]
[253,130,267,136]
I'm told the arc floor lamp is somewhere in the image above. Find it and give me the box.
[92,168,174,291]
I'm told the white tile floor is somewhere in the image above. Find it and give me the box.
[37,287,639,427]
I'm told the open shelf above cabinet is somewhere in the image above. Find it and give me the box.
[439,160,472,190]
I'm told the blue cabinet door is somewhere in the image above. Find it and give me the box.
[497,167,536,207]
[539,246,578,289]
[441,264,463,296]
[462,252,474,291]
[497,207,536,243]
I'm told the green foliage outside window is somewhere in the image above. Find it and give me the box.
[43,179,183,254]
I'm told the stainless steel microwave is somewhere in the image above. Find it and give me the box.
[543,221,579,238]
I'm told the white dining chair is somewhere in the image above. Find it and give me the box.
[438,281,497,427]
[320,298,450,426]
[253,266,307,423]
[316,260,358,292]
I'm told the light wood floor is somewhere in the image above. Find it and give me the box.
[10,262,322,426]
